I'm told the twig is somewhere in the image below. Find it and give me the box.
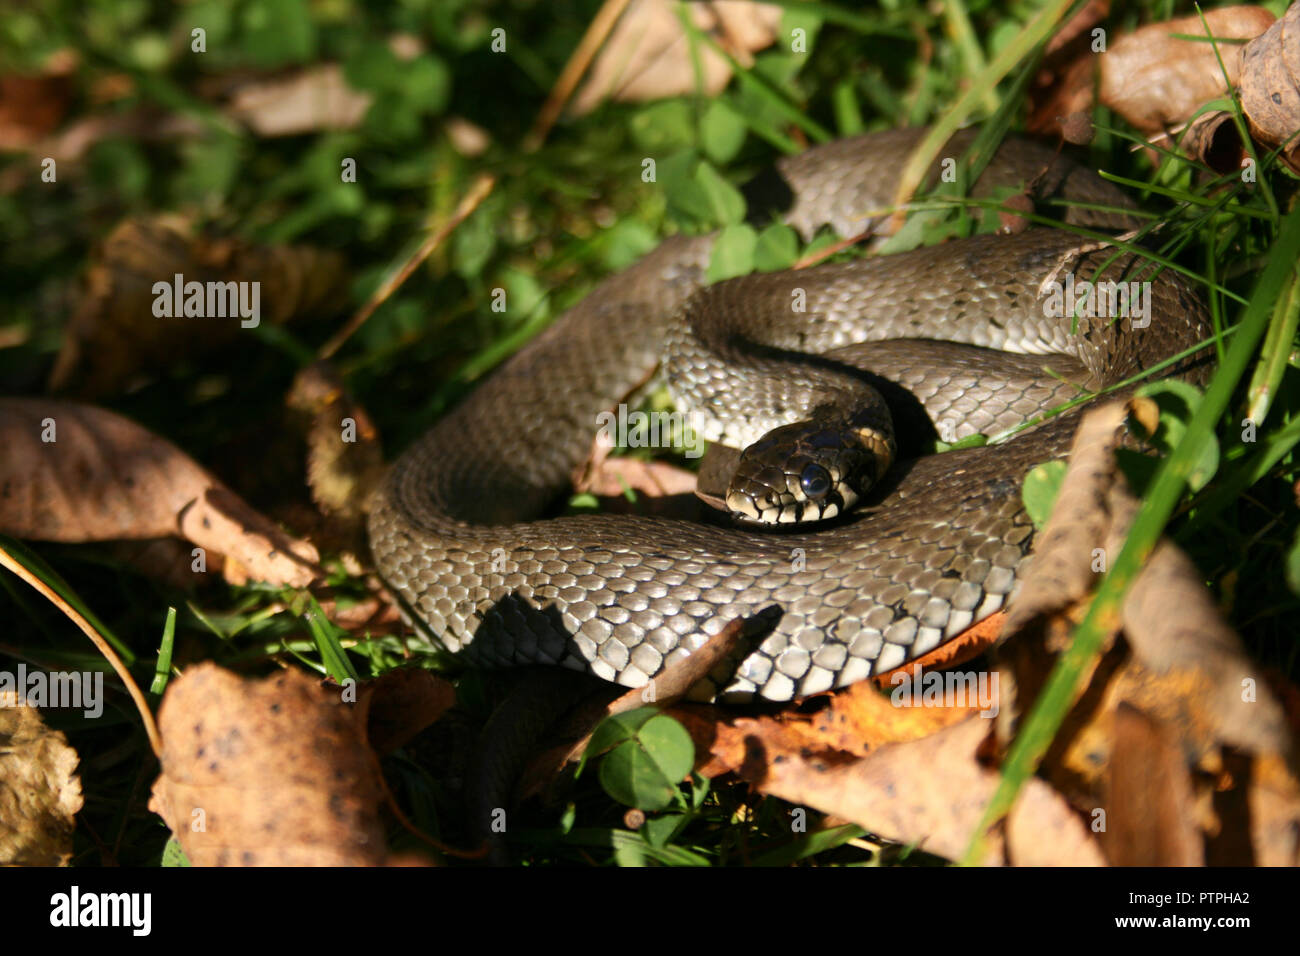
[318,173,496,360]
[522,0,633,152]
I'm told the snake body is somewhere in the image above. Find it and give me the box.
[368,128,1210,701]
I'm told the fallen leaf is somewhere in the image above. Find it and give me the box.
[288,363,387,527]
[48,216,348,398]
[1102,703,1204,865]
[752,716,1105,865]
[1027,1,1111,136]
[575,454,698,500]
[1099,7,1274,135]
[1239,1,1300,172]
[225,64,372,136]
[571,422,701,518]
[148,663,389,866]
[0,398,320,587]
[570,0,783,115]
[1029,6,1275,141]
[0,691,83,866]
[998,399,1299,866]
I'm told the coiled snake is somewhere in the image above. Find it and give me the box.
[368,127,1210,701]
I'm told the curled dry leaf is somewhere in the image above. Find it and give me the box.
[224,64,371,137]
[148,663,388,866]
[1027,2,1111,135]
[314,593,404,636]
[1175,1,1300,175]
[288,363,387,527]
[0,692,84,866]
[1180,109,1247,174]
[48,216,348,398]
[1030,6,1275,141]
[753,716,1103,866]
[1102,704,1205,865]
[1098,7,1275,135]
[570,0,782,115]
[999,399,1298,865]
[1240,0,1300,172]
[0,398,320,587]
[574,454,698,501]
[656,661,1070,864]
[680,674,976,780]
[1004,401,1131,634]
[571,425,701,519]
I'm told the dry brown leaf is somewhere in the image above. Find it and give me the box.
[1102,704,1204,865]
[225,64,371,136]
[1004,402,1130,635]
[575,455,698,500]
[809,677,977,756]
[1027,2,1111,136]
[570,0,782,115]
[673,668,976,781]
[752,716,1105,865]
[148,663,388,866]
[1030,6,1274,140]
[573,418,699,501]
[1099,7,1275,134]
[569,424,702,520]
[1245,753,1300,865]
[0,398,320,587]
[1160,4,1300,176]
[1240,1,1300,172]
[1180,109,1246,174]
[48,217,348,397]
[314,593,404,634]
[0,72,73,150]
[1117,538,1289,757]
[998,399,1298,865]
[353,667,456,756]
[0,691,83,866]
[1007,400,1290,760]
[288,363,387,525]
[0,112,206,195]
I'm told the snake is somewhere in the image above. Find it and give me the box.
[368,126,1211,702]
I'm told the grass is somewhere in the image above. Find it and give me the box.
[0,0,1297,866]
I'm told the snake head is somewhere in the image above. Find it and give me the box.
[725,418,894,525]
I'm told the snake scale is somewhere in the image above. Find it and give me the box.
[368,127,1211,701]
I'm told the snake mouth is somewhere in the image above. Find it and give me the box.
[725,486,847,525]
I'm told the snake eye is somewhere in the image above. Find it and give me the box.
[799,463,831,499]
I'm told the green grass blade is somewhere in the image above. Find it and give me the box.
[303,593,359,683]
[1246,268,1300,425]
[150,606,178,697]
